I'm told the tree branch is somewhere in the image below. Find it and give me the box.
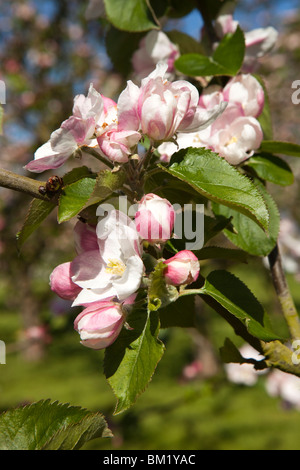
[196,0,218,46]
[268,244,300,340]
[179,275,300,377]
[0,167,49,201]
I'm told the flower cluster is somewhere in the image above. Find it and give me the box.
[25,63,226,172]
[159,73,264,165]
[50,195,200,350]
[24,36,269,353]
[24,84,119,172]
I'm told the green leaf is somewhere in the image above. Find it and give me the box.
[203,214,233,244]
[0,399,112,450]
[103,0,160,32]
[205,0,237,20]
[219,338,266,366]
[104,307,165,414]
[145,168,206,206]
[61,166,95,186]
[195,246,248,263]
[149,0,170,19]
[106,26,144,76]
[147,260,178,311]
[219,338,245,364]
[254,75,273,140]
[16,198,56,249]
[57,169,126,223]
[175,26,245,76]
[175,53,227,77]
[160,147,269,231]
[159,294,196,328]
[87,168,126,206]
[246,153,294,187]
[166,30,205,55]
[213,26,245,74]
[212,179,280,256]
[58,176,96,223]
[199,270,283,342]
[168,0,197,18]
[167,212,231,254]
[259,141,300,157]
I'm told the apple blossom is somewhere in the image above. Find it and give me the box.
[157,126,210,163]
[72,83,107,123]
[71,210,144,306]
[158,82,264,165]
[117,62,227,143]
[25,83,117,172]
[208,114,263,165]
[223,74,265,118]
[265,369,300,410]
[24,121,94,173]
[277,214,300,275]
[193,84,264,163]
[50,221,98,300]
[74,300,126,350]
[135,193,175,243]
[243,27,279,72]
[225,344,267,386]
[131,30,180,81]
[214,13,239,36]
[73,220,98,254]
[50,262,82,301]
[50,211,144,307]
[163,250,200,286]
[198,85,224,109]
[96,128,141,163]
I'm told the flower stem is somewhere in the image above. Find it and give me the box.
[82,146,114,169]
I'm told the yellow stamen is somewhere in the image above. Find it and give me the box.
[192,134,202,144]
[225,136,238,146]
[105,259,126,276]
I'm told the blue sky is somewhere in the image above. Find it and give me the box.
[3,0,299,145]
[168,0,299,40]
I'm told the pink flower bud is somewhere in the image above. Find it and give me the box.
[212,115,263,165]
[50,262,82,300]
[117,63,226,143]
[97,128,141,163]
[163,250,200,286]
[74,301,125,350]
[135,193,175,243]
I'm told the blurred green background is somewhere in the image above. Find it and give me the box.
[1,0,300,450]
